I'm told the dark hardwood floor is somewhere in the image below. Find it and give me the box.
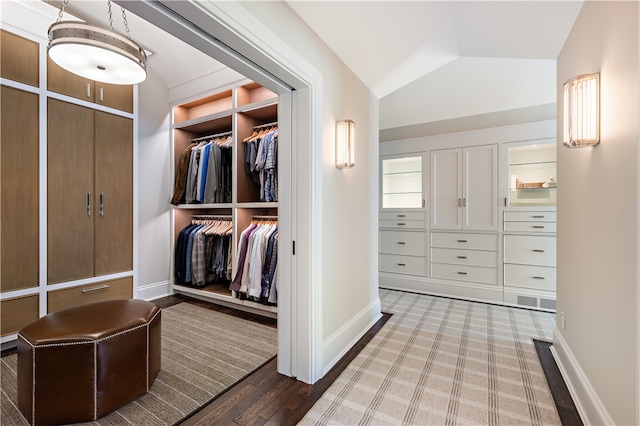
[155,294,392,425]
[2,295,582,425]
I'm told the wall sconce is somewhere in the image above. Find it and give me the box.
[335,119,355,169]
[563,72,600,147]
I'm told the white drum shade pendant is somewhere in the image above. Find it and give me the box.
[48,0,147,85]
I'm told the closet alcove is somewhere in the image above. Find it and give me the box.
[170,82,280,316]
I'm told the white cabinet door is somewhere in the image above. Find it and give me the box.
[463,145,498,231]
[431,149,462,229]
[431,145,497,231]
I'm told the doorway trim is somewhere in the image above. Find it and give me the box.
[121,0,323,383]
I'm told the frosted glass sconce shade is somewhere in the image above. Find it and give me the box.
[563,72,600,147]
[335,120,355,169]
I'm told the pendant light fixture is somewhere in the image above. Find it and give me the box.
[48,0,147,85]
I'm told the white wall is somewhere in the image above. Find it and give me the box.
[237,1,382,373]
[555,2,639,424]
[135,67,173,300]
[380,57,557,130]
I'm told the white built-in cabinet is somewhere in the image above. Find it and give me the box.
[379,123,557,312]
[431,145,498,231]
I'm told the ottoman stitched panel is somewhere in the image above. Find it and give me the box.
[17,299,161,426]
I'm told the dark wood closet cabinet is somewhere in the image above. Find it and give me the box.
[47,58,134,113]
[47,98,133,284]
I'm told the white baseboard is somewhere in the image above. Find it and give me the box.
[322,297,383,376]
[552,327,614,425]
[136,280,172,301]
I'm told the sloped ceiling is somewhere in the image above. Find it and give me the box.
[287,1,584,99]
[33,0,583,129]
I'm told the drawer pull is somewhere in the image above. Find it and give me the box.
[457,271,468,275]
[532,215,545,219]
[397,214,406,218]
[532,249,545,253]
[532,225,545,229]
[457,239,468,243]
[397,223,406,226]
[397,263,406,266]
[397,242,406,245]
[532,276,545,280]
[457,256,468,259]
[82,284,110,293]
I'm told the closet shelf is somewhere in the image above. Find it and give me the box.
[173,284,278,317]
[173,113,232,133]
[174,203,233,209]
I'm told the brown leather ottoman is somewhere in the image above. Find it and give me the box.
[17,299,161,425]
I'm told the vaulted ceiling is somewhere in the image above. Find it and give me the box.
[35,0,583,101]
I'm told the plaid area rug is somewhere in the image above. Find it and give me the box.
[1,302,277,426]
[300,289,559,425]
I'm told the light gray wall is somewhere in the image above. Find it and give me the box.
[238,1,381,371]
[136,67,172,298]
[556,2,638,424]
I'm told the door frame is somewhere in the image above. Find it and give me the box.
[120,0,323,384]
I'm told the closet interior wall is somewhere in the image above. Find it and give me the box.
[170,82,279,316]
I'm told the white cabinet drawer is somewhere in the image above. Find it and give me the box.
[380,211,426,221]
[504,235,556,266]
[380,254,427,276]
[431,263,498,285]
[504,221,557,233]
[380,219,426,230]
[380,231,426,256]
[504,211,556,222]
[431,232,498,251]
[504,264,556,291]
[431,248,497,267]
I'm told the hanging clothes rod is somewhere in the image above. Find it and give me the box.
[252,121,278,130]
[191,214,232,220]
[190,131,232,143]
[252,215,278,220]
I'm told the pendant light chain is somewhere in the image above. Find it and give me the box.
[56,0,69,22]
[106,0,114,31]
[121,8,132,39]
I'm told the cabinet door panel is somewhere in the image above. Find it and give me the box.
[47,58,94,102]
[1,294,39,336]
[464,145,498,230]
[431,149,461,229]
[47,99,95,283]
[94,111,133,276]
[1,30,39,86]
[1,86,39,291]
[94,82,133,113]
